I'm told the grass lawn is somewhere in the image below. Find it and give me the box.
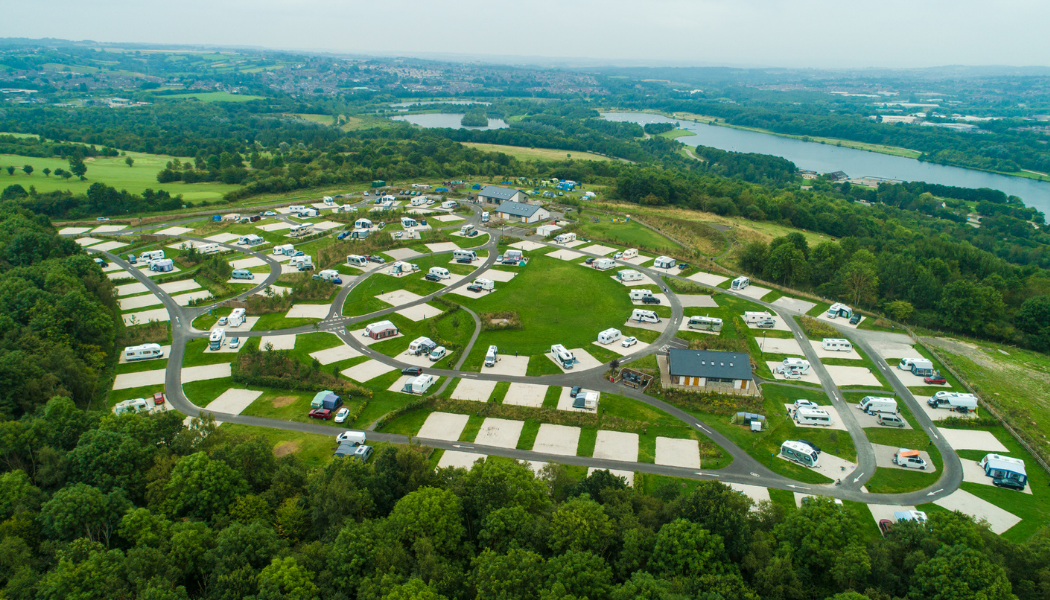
[216,423,336,468]
[240,386,366,428]
[0,151,241,202]
[158,91,266,102]
[574,218,683,252]
[341,257,449,317]
[253,313,321,331]
[459,143,613,162]
[192,307,233,330]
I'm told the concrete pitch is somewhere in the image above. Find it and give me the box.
[961,459,1033,494]
[655,437,701,468]
[766,361,822,384]
[92,225,127,234]
[231,256,266,269]
[728,483,771,506]
[113,368,166,390]
[483,269,517,282]
[938,429,1009,452]
[281,263,306,275]
[154,226,195,236]
[416,412,470,441]
[890,369,949,388]
[757,337,804,356]
[744,316,791,332]
[872,443,937,472]
[219,317,260,333]
[313,221,342,231]
[687,271,729,287]
[205,233,240,243]
[92,241,129,252]
[549,248,585,261]
[914,398,978,423]
[75,236,104,246]
[59,227,92,235]
[593,430,639,462]
[772,296,817,315]
[474,418,524,449]
[451,378,498,402]
[502,383,548,407]
[397,304,444,321]
[387,375,417,394]
[117,345,170,364]
[399,350,443,368]
[447,286,492,300]
[348,328,404,346]
[286,304,330,319]
[428,272,467,288]
[122,308,170,326]
[430,214,464,222]
[784,404,849,431]
[425,242,460,253]
[631,293,669,305]
[850,404,913,429]
[508,240,546,251]
[616,274,659,287]
[808,339,863,360]
[736,284,773,300]
[826,365,883,387]
[595,339,650,357]
[204,389,263,415]
[816,312,865,329]
[340,359,398,383]
[561,239,587,248]
[532,424,580,456]
[546,347,605,373]
[438,450,486,470]
[257,222,293,232]
[588,468,635,486]
[107,270,135,281]
[181,363,232,383]
[651,265,687,277]
[309,344,361,365]
[158,279,201,294]
[260,334,296,351]
[557,387,596,413]
[677,295,719,308]
[376,289,425,307]
[384,248,423,261]
[933,489,1021,535]
[621,254,653,266]
[119,293,162,311]
[172,290,213,306]
[622,318,668,333]
[579,244,618,256]
[481,354,529,377]
[867,337,918,360]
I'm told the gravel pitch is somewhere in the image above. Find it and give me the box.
[204,389,263,415]
[502,383,548,407]
[933,489,1021,534]
[593,430,639,462]
[437,450,486,470]
[451,378,498,402]
[473,418,524,449]
[531,424,581,456]
[687,271,729,286]
[654,437,701,468]
[416,412,470,441]
[340,359,397,383]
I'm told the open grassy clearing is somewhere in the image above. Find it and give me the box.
[156,91,266,102]
[573,216,683,252]
[216,423,338,467]
[459,142,613,162]
[341,257,451,317]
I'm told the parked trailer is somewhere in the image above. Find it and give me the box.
[347,255,368,267]
[551,344,576,369]
[402,374,436,395]
[597,328,622,344]
[473,278,494,291]
[622,248,638,260]
[631,309,661,323]
[617,269,644,282]
[593,258,616,270]
[124,343,164,361]
[731,276,750,290]
[743,311,774,324]
[355,218,373,230]
[629,289,654,301]
[484,345,498,367]
[979,454,1027,486]
[141,250,165,261]
[821,338,853,352]
[859,397,898,415]
[653,256,676,269]
[781,441,820,467]
[401,217,418,228]
[408,337,437,356]
[554,232,577,244]
[428,267,451,279]
[274,244,294,255]
[688,315,723,332]
[453,250,477,262]
[777,358,811,374]
[827,302,853,319]
[350,228,370,239]
[927,392,978,413]
[898,357,936,377]
[794,406,833,427]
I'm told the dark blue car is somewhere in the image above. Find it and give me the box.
[337,231,350,240]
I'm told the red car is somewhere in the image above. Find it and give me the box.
[309,408,333,420]
[924,374,947,385]
[878,519,893,536]
[153,392,166,405]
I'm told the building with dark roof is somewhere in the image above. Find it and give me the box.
[666,349,753,392]
[495,200,550,224]
[478,185,525,204]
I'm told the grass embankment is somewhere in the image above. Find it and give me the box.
[572,216,684,253]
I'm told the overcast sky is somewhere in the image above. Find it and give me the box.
[7,0,1049,68]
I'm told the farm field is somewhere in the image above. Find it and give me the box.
[460,143,613,162]
[154,91,266,102]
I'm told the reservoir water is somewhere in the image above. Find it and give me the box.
[602,112,1050,215]
[391,113,508,130]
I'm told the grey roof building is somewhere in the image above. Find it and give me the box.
[478,185,524,203]
[666,349,753,392]
[495,200,550,223]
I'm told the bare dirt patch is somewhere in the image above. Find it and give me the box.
[272,396,297,408]
[274,441,300,457]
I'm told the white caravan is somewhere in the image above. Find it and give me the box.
[428,267,451,279]
[822,338,853,352]
[124,343,164,361]
[597,328,622,344]
[731,276,750,290]
[629,289,654,301]
[794,406,833,427]
[688,316,723,332]
[630,309,661,323]
[617,269,644,282]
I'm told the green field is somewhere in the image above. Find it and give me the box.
[0,150,241,202]
[460,143,613,162]
[574,217,684,252]
[155,91,266,103]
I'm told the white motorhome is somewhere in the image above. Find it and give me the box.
[622,248,638,260]
[794,406,833,427]
[822,338,853,352]
[402,374,436,395]
[473,278,495,291]
[744,311,774,324]
[629,289,654,301]
[318,269,341,282]
[323,196,334,205]
[290,223,314,238]
[209,328,225,351]
[459,224,474,236]
[484,345,498,368]
[617,269,644,282]
[653,256,676,269]
[410,197,428,207]
[441,200,458,209]
[593,258,616,270]
[859,396,898,415]
[228,308,246,327]
[274,244,294,255]
[141,250,165,261]
[428,267,451,279]
[453,250,477,262]
[355,218,373,230]
[597,328,622,344]
[290,255,312,268]
[827,302,853,319]
[777,358,811,374]
[114,398,150,416]
[551,344,575,369]
[200,243,221,254]
[124,343,164,361]
[731,276,750,290]
[898,358,935,377]
[401,217,418,228]
[630,309,661,324]
[781,441,820,467]
[481,212,490,223]
[688,316,723,332]
[347,255,368,267]
[288,205,307,213]
[408,337,437,356]
[554,232,577,244]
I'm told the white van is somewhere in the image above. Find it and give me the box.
[290,223,314,238]
[822,338,853,352]
[622,248,638,260]
[859,397,898,415]
[629,289,654,301]
[274,244,294,255]
[777,358,811,374]
[893,449,927,470]
[593,258,615,271]
[229,308,246,327]
[653,256,676,269]
[794,406,833,427]
[731,276,750,290]
[347,255,368,267]
[429,346,447,362]
[453,250,477,262]
[200,243,221,254]
[473,278,494,291]
[551,344,575,369]
[617,269,644,282]
[597,328,622,344]
[428,267,451,280]
[630,309,661,324]
[124,343,164,361]
[209,328,225,351]
[688,316,723,332]
[484,345,498,368]
[481,212,490,223]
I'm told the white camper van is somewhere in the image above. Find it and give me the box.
[597,328,622,344]
[200,243,221,255]
[459,224,474,236]
[630,309,661,324]
[209,328,225,351]
[629,289,654,301]
[228,308,246,327]
[428,267,451,280]
[290,223,314,238]
[551,344,575,369]
[794,406,833,427]
[858,396,898,415]
[617,269,644,282]
[743,311,774,324]
[124,343,164,361]
[441,200,458,209]
[731,276,750,290]
[453,250,477,262]
[347,255,368,267]
[777,358,811,374]
[653,256,676,269]
[688,316,723,332]
[484,345,498,368]
[821,338,853,352]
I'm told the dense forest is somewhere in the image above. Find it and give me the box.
[0,403,1044,600]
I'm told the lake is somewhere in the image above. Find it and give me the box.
[602,112,1050,215]
[391,113,508,130]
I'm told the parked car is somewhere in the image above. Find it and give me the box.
[849,313,862,325]
[308,408,333,420]
[425,273,442,282]
[291,250,305,257]
[642,296,661,304]
[228,337,240,349]
[876,413,905,428]
[334,407,350,423]
[794,399,818,409]
[878,519,893,536]
[369,255,386,263]
[924,374,947,385]
[456,257,473,264]
[993,477,1026,491]
[401,367,423,376]
[468,230,479,237]
[678,262,690,270]
[153,392,166,406]
[217,317,228,326]
[621,336,638,348]
[394,231,403,239]
[467,284,483,292]
[756,319,776,328]
[585,257,595,265]
[613,252,623,259]
[264,211,277,216]
[570,386,582,398]
[337,231,350,240]
[96,216,110,221]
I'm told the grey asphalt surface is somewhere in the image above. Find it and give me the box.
[82,194,962,505]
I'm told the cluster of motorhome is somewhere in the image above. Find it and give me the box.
[271,244,313,270]
[126,250,175,272]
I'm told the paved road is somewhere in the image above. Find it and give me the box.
[84,194,963,505]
